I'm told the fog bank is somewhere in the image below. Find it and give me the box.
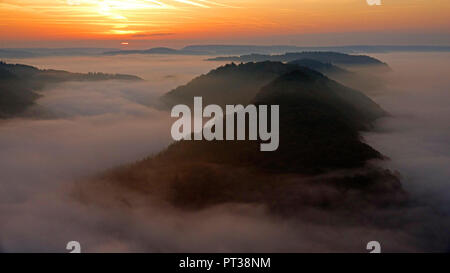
[0,53,449,252]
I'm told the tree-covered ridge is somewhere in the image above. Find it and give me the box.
[288,59,349,74]
[161,61,303,108]
[287,58,387,93]
[96,61,405,214]
[208,51,390,69]
[0,61,142,118]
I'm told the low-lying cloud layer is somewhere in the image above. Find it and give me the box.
[0,53,449,252]
[366,52,450,215]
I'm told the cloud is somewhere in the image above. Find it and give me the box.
[173,0,209,8]
[0,55,205,252]
[1,53,450,252]
[365,52,450,206]
[131,32,175,38]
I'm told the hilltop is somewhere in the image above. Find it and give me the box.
[160,61,301,108]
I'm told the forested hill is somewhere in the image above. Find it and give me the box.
[95,61,406,214]
[0,61,142,118]
[207,51,390,70]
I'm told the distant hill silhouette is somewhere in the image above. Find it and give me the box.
[0,61,142,118]
[182,44,450,55]
[97,45,450,58]
[2,45,449,59]
[95,61,406,214]
[0,48,116,59]
[103,47,204,56]
[208,52,390,71]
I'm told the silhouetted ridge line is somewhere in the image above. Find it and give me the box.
[208,51,390,70]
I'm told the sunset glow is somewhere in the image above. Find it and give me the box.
[0,0,449,45]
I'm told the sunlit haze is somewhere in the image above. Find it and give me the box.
[1,0,449,47]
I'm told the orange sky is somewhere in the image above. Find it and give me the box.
[0,0,449,47]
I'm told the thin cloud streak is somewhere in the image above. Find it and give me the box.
[173,0,209,8]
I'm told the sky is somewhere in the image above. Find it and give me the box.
[0,0,449,48]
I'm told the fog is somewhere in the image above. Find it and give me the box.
[0,55,212,252]
[365,52,450,214]
[0,53,449,252]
